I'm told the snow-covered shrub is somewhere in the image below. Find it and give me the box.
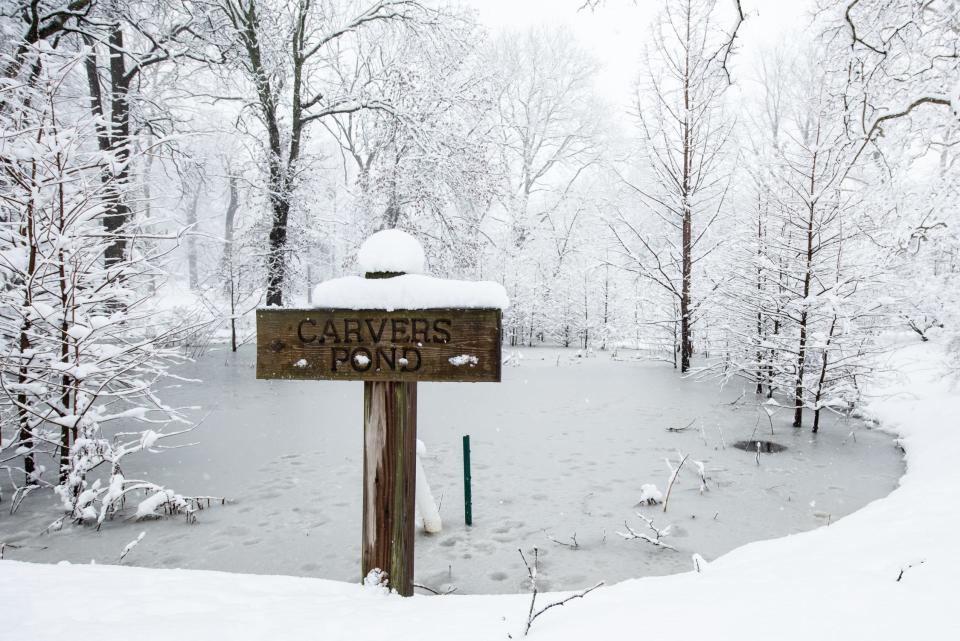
[0,49,210,524]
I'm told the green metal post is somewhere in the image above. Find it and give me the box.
[462,434,472,526]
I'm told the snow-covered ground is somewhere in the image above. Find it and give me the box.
[0,346,899,595]
[2,338,956,640]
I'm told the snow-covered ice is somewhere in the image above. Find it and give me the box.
[1,346,900,595]
[0,339,955,640]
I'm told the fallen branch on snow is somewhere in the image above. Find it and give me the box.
[413,582,458,595]
[119,531,146,563]
[519,547,603,636]
[666,418,696,433]
[617,514,677,551]
[545,531,579,549]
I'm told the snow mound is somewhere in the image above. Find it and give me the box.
[357,229,425,275]
[637,483,663,505]
[311,274,509,310]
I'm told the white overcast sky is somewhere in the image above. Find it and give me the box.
[460,0,818,106]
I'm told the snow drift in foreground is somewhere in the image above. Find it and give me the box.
[309,274,509,311]
[1,340,957,640]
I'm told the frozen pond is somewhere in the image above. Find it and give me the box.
[0,346,903,594]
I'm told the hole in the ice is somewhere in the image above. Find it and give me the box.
[733,439,787,453]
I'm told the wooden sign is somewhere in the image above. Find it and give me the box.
[255,235,506,598]
[256,308,501,383]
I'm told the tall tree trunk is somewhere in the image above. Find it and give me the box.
[186,180,201,290]
[582,275,589,350]
[56,147,74,481]
[143,139,157,295]
[224,174,239,352]
[18,159,39,486]
[812,315,838,434]
[225,0,287,306]
[679,5,694,373]
[82,26,133,271]
[104,21,132,269]
[794,148,819,428]
[601,261,609,350]
[265,195,290,307]
[756,196,765,394]
[681,206,692,372]
[9,55,50,485]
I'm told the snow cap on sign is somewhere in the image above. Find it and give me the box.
[357,229,425,275]
[311,274,509,310]
[307,228,509,310]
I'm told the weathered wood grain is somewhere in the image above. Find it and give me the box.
[256,308,501,382]
[361,381,417,596]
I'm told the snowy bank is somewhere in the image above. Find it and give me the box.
[310,274,509,311]
[1,340,957,640]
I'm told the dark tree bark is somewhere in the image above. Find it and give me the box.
[0,0,93,106]
[811,316,838,434]
[223,174,239,351]
[793,139,819,429]
[17,184,39,486]
[78,2,209,270]
[678,4,695,373]
[222,0,434,306]
[81,25,133,270]
[611,0,729,374]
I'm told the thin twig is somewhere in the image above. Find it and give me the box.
[663,453,688,512]
[526,582,604,634]
[520,546,603,636]
[519,547,539,635]
[666,418,696,433]
[545,531,579,549]
[617,514,678,551]
[413,582,457,595]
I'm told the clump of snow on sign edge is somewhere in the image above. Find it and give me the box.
[357,229,425,275]
[311,274,508,311]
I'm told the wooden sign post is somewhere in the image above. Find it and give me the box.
[256,242,503,597]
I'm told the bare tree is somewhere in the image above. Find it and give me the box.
[0,50,211,515]
[219,0,441,306]
[321,14,496,273]
[71,0,215,269]
[0,0,94,108]
[718,43,885,431]
[826,0,958,156]
[488,26,604,346]
[612,0,733,372]
[579,0,747,83]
